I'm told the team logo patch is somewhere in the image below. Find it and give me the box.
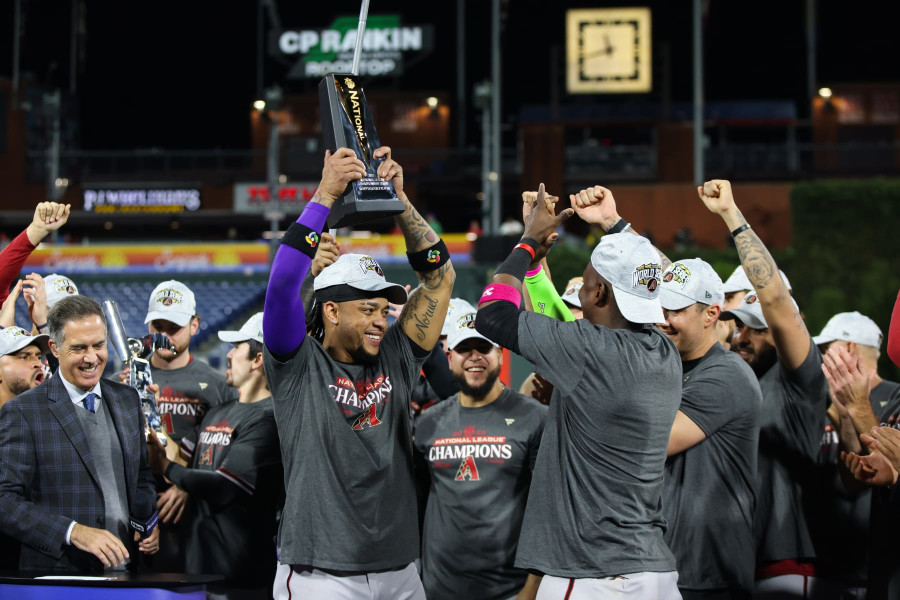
[344,77,356,89]
[663,272,674,283]
[745,293,758,304]
[156,288,184,307]
[426,249,440,263]
[456,313,477,330]
[52,278,77,295]
[358,255,384,277]
[632,263,662,293]
[663,263,691,289]
[306,232,319,247]
[455,456,480,481]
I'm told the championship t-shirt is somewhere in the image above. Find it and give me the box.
[264,324,428,571]
[512,313,682,578]
[414,388,547,600]
[151,358,238,444]
[181,398,283,586]
[663,342,762,593]
[754,342,828,565]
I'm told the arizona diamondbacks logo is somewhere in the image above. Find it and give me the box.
[351,404,383,430]
[455,456,480,481]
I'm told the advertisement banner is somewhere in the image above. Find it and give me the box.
[233,183,319,214]
[83,188,202,213]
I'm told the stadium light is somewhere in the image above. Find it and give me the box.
[426,96,439,109]
[253,99,266,111]
[818,87,833,99]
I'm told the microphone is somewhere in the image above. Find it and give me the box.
[130,511,159,538]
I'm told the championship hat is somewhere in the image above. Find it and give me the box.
[43,274,79,308]
[0,326,50,357]
[561,279,583,309]
[446,310,498,351]
[441,298,477,337]
[720,291,800,330]
[314,254,408,305]
[722,265,792,293]
[145,280,197,327]
[589,233,664,324]
[813,311,883,349]
[218,312,264,344]
[659,258,725,311]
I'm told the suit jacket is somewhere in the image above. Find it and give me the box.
[0,375,156,572]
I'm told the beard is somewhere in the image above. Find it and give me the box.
[8,375,36,397]
[735,343,778,378]
[452,365,500,400]
[350,343,379,366]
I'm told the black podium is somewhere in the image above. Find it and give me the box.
[0,572,221,599]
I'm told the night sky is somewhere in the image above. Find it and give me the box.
[2,1,899,151]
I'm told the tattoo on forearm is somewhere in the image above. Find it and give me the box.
[399,288,440,342]
[395,197,437,251]
[419,261,453,291]
[734,229,777,291]
[624,225,672,269]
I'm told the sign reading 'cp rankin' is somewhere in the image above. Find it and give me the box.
[271,15,434,79]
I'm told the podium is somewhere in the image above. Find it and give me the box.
[0,572,221,600]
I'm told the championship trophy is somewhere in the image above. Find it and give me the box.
[318,1,406,228]
[103,300,186,466]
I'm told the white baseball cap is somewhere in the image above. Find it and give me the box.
[446,311,498,351]
[720,291,800,330]
[659,258,725,311]
[145,280,197,327]
[561,281,583,308]
[43,274,79,308]
[722,265,792,293]
[218,312,264,344]
[589,234,664,324]
[314,254,408,305]
[813,311,883,349]
[0,326,50,357]
[441,298,477,337]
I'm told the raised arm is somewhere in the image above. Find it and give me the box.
[570,185,673,269]
[0,202,70,307]
[374,146,457,352]
[263,149,366,356]
[698,180,809,370]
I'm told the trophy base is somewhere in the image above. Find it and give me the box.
[327,188,407,229]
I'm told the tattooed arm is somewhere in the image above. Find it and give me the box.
[569,185,673,269]
[372,146,456,352]
[698,179,809,370]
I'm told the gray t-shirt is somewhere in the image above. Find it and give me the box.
[512,313,682,578]
[414,388,547,600]
[151,358,238,444]
[754,342,827,565]
[663,342,761,593]
[264,324,428,571]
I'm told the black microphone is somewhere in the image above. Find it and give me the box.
[130,494,159,538]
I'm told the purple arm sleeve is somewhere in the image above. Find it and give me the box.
[263,202,330,355]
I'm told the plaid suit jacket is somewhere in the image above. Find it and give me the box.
[0,374,156,572]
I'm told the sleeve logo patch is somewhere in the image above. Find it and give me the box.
[305,232,320,247]
[426,249,440,263]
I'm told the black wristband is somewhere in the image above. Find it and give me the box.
[495,244,533,280]
[606,218,629,235]
[730,223,751,238]
[407,239,450,272]
[36,323,48,332]
[281,223,321,259]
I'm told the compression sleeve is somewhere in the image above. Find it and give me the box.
[475,301,521,354]
[165,464,242,509]
[422,345,459,400]
[524,267,575,322]
[889,290,900,369]
[263,202,330,356]
[0,231,37,306]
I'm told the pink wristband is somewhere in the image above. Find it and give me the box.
[525,265,543,278]
[478,283,522,308]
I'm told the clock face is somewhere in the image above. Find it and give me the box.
[567,8,652,94]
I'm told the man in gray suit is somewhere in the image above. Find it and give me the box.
[0,295,158,572]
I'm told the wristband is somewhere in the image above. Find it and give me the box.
[607,218,629,235]
[730,223,751,238]
[282,223,321,259]
[525,265,543,278]
[36,323,48,332]
[407,239,450,272]
[515,237,539,259]
[478,283,522,308]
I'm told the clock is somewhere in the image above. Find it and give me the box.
[566,8,652,94]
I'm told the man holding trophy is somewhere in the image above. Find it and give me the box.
[263,113,455,599]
